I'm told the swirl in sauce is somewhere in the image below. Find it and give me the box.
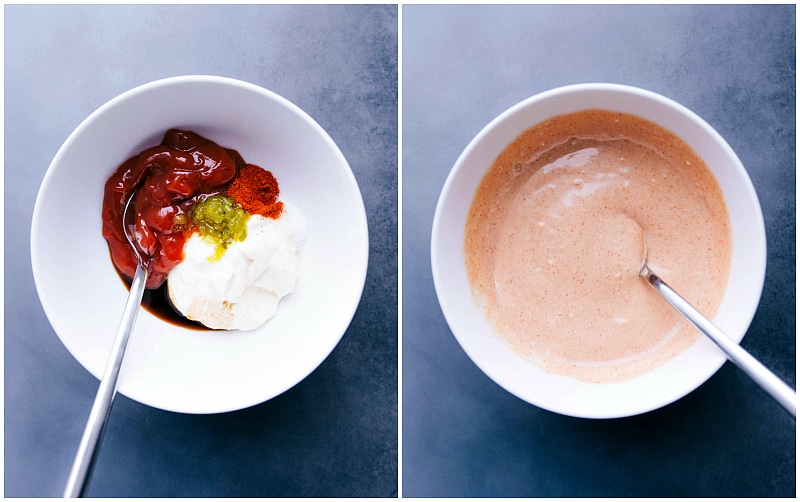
[464,110,732,383]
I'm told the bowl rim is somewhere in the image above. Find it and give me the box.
[31,74,369,413]
[431,82,767,419]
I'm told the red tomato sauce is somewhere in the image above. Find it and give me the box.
[101,129,245,290]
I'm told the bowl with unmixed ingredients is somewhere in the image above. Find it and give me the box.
[432,83,766,419]
[31,75,369,414]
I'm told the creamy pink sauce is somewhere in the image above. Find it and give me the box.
[464,109,732,383]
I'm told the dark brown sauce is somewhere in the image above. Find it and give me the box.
[117,270,213,330]
[142,282,213,331]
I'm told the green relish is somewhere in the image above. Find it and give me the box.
[190,195,250,260]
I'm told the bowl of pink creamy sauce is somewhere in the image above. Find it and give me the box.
[432,83,766,418]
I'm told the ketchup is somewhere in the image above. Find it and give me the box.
[101,129,245,290]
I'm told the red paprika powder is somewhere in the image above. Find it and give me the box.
[227,164,284,219]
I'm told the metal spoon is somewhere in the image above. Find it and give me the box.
[64,193,149,497]
[638,237,796,417]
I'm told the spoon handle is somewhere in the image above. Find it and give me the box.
[641,266,796,418]
[63,263,148,497]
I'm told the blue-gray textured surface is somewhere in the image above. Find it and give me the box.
[403,4,795,497]
[5,4,397,497]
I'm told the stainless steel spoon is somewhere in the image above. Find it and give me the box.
[638,237,796,417]
[63,194,149,497]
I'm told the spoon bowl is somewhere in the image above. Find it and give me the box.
[123,192,148,265]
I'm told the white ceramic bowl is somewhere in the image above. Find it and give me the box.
[432,83,766,419]
[32,75,369,414]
